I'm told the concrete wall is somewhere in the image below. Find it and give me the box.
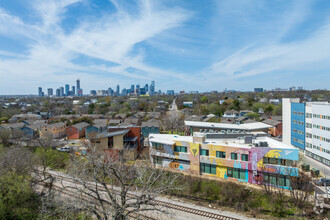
[282,98,300,146]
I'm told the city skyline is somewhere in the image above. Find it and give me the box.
[0,0,330,95]
[38,79,157,97]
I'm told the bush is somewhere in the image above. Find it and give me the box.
[0,172,38,219]
[35,147,69,170]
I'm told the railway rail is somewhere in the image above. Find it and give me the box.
[37,170,240,220]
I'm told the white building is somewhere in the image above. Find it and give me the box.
[305,102,330,166]
[282,98,330,167]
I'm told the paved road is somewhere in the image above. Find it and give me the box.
[301,154,330,177]
[169,97,178,111]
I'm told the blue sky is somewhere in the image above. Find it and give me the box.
[0,0,329,95]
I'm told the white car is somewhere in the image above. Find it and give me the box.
[58,146,71,152]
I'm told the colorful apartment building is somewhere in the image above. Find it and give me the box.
[149,133,299,188]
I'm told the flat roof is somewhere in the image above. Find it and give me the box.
[149,133,295,150]
[185,121,273,130]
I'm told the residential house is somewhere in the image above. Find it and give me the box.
[92,126,141,160]
[262,119,283,137]
[147,112,161,119]
[67,122,90,139]
[269,99,281,105]
[108,119,122,126]
[85,122,108,139]
[8,114,42,123]
[40,122,66,139]
[183,102,193,108]
[1,122,34,139]
[223,110,239,118]
[114,113,127,120]
[239,110,253,117]
[141,119,160,138]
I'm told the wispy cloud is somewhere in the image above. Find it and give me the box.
[0,0,191,94]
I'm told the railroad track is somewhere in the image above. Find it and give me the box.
[37,171,239,220]
[153,200,238,220]
[37,181,156,220]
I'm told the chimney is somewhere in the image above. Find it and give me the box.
[193,133,206,143]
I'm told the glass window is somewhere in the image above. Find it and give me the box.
[239,169,246,180]
[200,149,209,156]
[216,151,226,158]
[205,164,211,173]
[211,164,217,175]
[233,168,239,179]
[241,154,248,161]
[231,153,237,160]
[263,157,269,164]
[227,167,233,177]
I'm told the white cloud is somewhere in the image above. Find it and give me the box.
[0,0,191,94]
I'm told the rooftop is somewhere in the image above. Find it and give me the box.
[149,133,295,150]
[185,121,273,130]
[95,129,130,139]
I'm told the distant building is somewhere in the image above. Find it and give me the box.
[130,85,135,93]
[90,90,97,96]
[38,87,43,97]
[47,88,53,97]
[167,90,174,95]
[189,91,199,94]
[72,86,75,96]
[65,84,70,96]
[254,88,264,92]
[60,87,64,97]
[116,85,120,96]
[76,79,80,95]
[183,101,193,108]
[56,88,60,97]
[77,89,83,97]
[108,87,114,96]
[150,81,155,95]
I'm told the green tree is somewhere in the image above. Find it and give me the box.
[264,105,274,116]
[0,172,37,219]
[200,96,208,103]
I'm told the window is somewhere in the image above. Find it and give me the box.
[216,151,226,158]
[153,156,163,165]
[108,137,113,147]
[231,153,237,160]
[200,163,216,175]
[227,167,246,180]
[200,149,209,156]
[174,146,187,153]
[241,154,249,161]
[227,167,233,177]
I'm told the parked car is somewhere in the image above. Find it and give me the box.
[315,178,330,186]
[58,146,71,152]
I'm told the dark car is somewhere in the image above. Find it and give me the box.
[315,178,330,186]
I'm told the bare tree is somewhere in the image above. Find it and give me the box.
[287,169,313,209]
[33,134,60,150]
[62,145,181,220]
[161,112,185,134]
